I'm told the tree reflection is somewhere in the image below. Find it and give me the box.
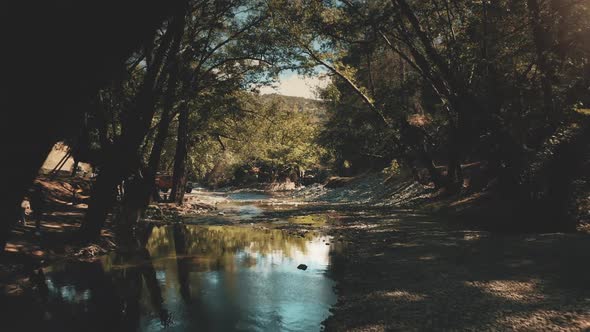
[42,237,171,330]
[41,224,334,331]
[100,247,172,329]
[146,225,313,273]
[173,224,192,304]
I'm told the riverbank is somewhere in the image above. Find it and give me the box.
[0,175,217,298]
[320,207,590,331]
[294,170,590,234]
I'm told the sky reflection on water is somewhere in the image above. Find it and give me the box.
[43,224,341,332]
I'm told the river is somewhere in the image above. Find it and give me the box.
[38,190,342,331]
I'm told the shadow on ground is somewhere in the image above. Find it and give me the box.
[321,209,590,331]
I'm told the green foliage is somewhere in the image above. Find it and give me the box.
[155,91,327,187]
[268,0,590,183]
[214,93,327,186]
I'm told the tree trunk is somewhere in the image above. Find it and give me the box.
[393,0,472,191]
[142,108,174,205]
[79,159,121,240]
[81,113,157,241]
[399,117,445,188]
[81,109,154,240]
[126,2,186,208]
[170,107,189,204]
[117,171,153,246]
[446,108,466,191]
[80,8,186,240]
[0,142,54,252]
[142,56,181,205]
[527,0,555,117]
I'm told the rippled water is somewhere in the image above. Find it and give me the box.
[40,224,341,331]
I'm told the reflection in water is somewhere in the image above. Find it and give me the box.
[173,224,192,304]
[226,191,271,201]
[40,225,341,331]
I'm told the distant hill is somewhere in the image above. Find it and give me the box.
[259,93,327,122]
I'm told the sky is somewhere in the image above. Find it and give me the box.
[259,70,330,100]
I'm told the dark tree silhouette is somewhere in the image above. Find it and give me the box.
[0,1,185,250]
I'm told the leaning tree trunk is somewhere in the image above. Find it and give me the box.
[124,1,186,209]
[81,111,158,241]
[170,107,189,205]
[82,131,153,242]
[142,54,181,206]
[80,7,186,241]
[80,160,121,240]
[143,107,175,204]
[81,103,158,241]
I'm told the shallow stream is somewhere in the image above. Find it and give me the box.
[40,191,341,331]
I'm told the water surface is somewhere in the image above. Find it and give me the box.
[42,224,341,331]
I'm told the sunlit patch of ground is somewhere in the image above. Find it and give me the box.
[465,279,544,303]
[497,310,590,331]
[379,290,427,302]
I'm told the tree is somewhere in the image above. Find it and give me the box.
[0,1,182,251]
[80,3,189,241]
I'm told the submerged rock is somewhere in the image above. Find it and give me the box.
[297,264,308,270]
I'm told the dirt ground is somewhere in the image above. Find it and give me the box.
[320,206,590,331]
